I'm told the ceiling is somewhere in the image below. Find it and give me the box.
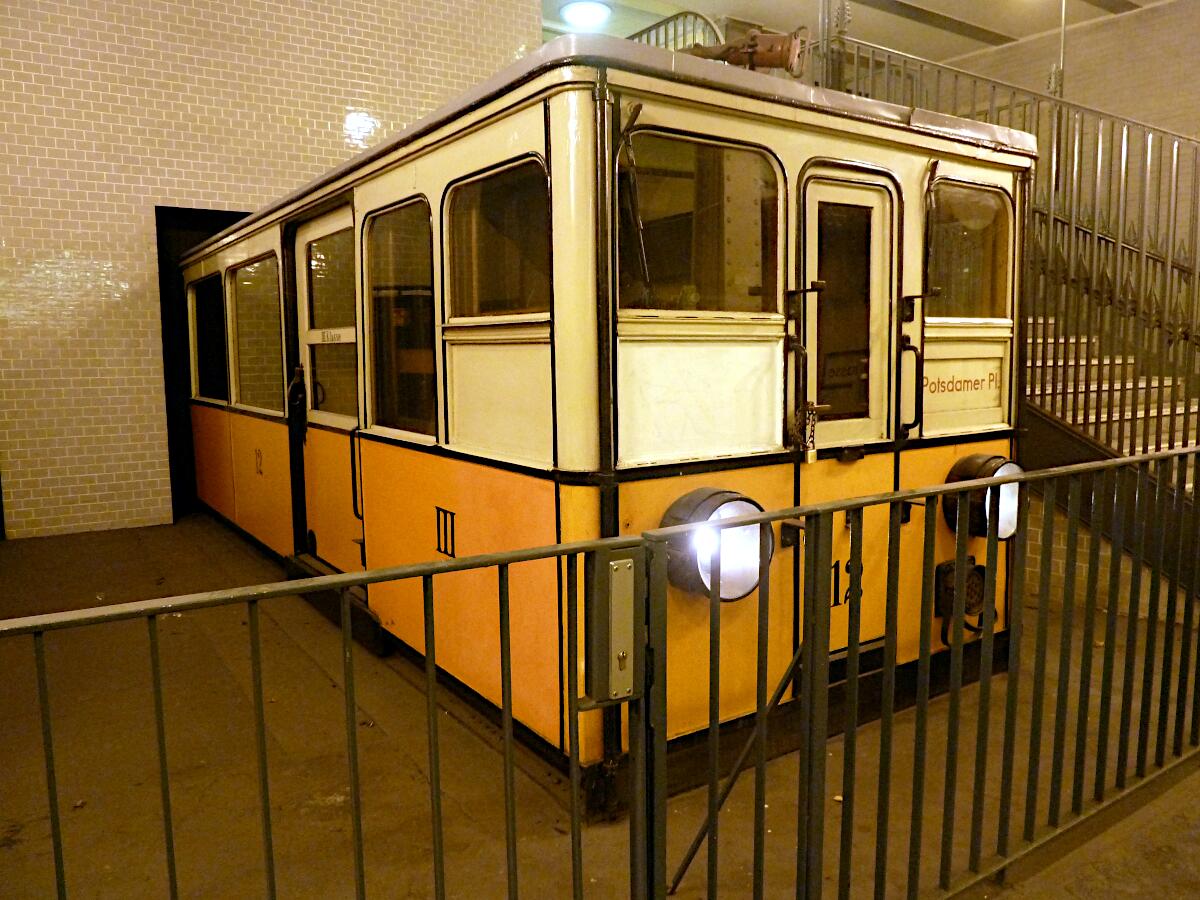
[541,0,1152,62]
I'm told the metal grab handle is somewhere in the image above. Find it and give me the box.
[899,334,923,438]
[349,426,363,522]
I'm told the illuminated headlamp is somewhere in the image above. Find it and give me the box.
[660,488,774,601]
[942,454,1023,539]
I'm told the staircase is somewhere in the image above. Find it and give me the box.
[821,35,1200,466]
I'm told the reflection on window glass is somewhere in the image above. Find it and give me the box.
[308,229,356,328]
[368,200,436,435]
[926,184,1010,318]
[449,161,551,317]
[193,275,228,401]
[816,202,871,421]
[618,133,778,312]
[233,256,282,411]
[311,343,358,417]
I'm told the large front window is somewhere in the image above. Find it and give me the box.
[618,133,778,313]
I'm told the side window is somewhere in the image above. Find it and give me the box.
[307,228,358,417]
[367,199,436,435]
[192,274,229,401]
[231,256,283,412]
[926,183,1011,319]
[447,160,551,317]
[618,133,778,313]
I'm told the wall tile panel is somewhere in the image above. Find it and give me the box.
[0,0,541,536]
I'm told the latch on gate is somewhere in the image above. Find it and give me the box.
[585,549,644,702]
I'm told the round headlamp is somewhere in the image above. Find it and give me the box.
[660,488,774,601]
[942,454,1023,540]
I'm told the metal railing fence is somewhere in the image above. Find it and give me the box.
[642,445,1200,897]
[823,37,1200,457]
[9,446,1200,897]
[626,12,724,51]
[0,535,645,900]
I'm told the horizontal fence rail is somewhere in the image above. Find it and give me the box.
[642,445,1200,898]
[0,535,645,900]
[8,448,1200,897]
[823,36,1200,458]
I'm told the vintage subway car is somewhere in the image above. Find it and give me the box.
[181,35,1034,774]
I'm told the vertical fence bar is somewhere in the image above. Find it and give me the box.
[1112,126,1131,454]
[1135,462,1166,777]
[1024,479,1056,841]
[1038,109,1063,410]
[1072,470,1106,814]
[1179,454,1200,752]
[968,486,1001,872]
[423,575,447,900]
[707,537,722,896]
[1117,463,1150,788]
[146,615,179,899]
[1070,115,1089,427]
[338,591,367,900]
[246,600,277,900]
[838,508,863,900]
[498,565,519,900]
[802,512,833,900]
[1135,135,1154,455]
[753,524,771,900]
[797,515,816,895]
[647,539,669,898]
[939,490,971,889]
[1049,476,1082,826]
[1180,145,1200,453]
[1156,455,1186,766]
[906,498,938,898]
[33,632,67,900]
[1095,464,1130,801]
[873,501,902,900]
[1162,141,1180,451]
[998,484,1031,857]
[566,556,585,900]
[1090,118,1107,447]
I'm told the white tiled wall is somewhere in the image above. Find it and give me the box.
[0,0,541,537]
[949,0,1200,139]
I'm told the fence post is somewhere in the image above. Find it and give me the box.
[644,537,670,900]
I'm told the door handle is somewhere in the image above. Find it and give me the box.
[349,426,363,522]
[899,335,923,440]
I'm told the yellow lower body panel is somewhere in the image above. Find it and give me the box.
[191,404,235,521]
[620,465,796,741]
[303,427,363,574]
[229,414,292,557]
[360,441,562,749]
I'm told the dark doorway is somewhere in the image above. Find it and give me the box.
[156,206,249,521]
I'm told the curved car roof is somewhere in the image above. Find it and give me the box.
[184,33,1037,264]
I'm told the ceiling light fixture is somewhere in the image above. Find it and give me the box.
[560,1,612,31]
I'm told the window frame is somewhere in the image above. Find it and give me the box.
[615,127,786,324]
[801,175,897,449]
[923,177,1016,327]
[227,251,286,418]
[188,272,230,404]
[297,214,360,431]
[443,154,553,327]
[362,194,440,444]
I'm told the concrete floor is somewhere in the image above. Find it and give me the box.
[4,513,1200,898]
